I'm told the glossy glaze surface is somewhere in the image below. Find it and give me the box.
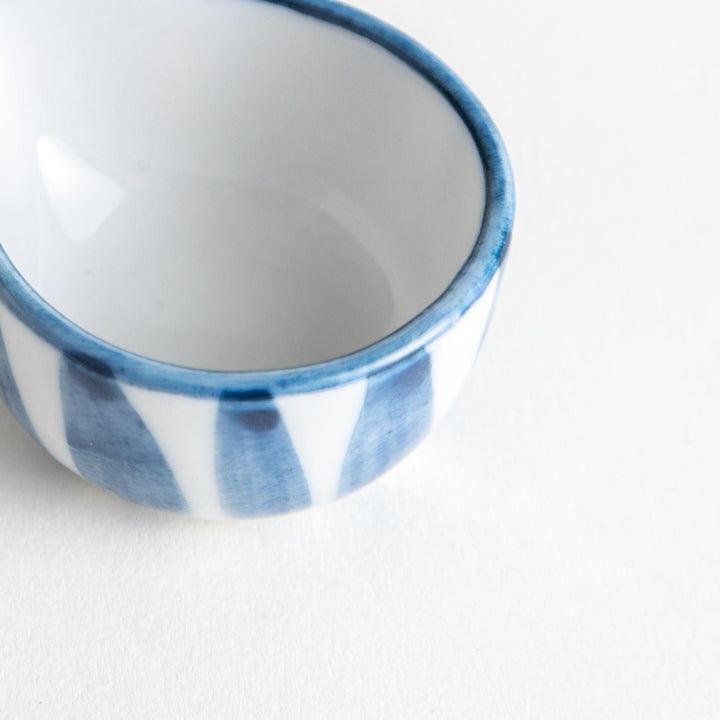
[0,0,514,517]
[1,0,484,371]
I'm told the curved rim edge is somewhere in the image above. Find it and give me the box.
[0,0,515,397]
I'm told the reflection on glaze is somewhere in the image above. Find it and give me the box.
[36,136,125,241]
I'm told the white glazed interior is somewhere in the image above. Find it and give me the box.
[0,0,485,371]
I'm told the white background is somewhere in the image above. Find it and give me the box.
[2,0,719,717]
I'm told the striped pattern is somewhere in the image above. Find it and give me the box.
[0,272,500,518]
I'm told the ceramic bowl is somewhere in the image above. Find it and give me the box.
[0,0,514,518]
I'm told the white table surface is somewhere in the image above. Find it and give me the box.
[2,0,719,717]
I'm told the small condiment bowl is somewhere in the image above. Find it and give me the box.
[0,0,514,517]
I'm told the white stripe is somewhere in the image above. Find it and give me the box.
[0,304,78,472]
[429,271,501,427]
[276,379,368,505]
[120,383,223,519]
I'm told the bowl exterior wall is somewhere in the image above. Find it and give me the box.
[0,268,501,518]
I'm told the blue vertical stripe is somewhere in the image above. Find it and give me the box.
[60,353,187,512]
[339,350,433,497]
[216,390,311,516]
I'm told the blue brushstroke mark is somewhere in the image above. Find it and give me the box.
[339,349,433,497]
[216,390,311,516]
[60,353,187,512]
[0,324,37,440]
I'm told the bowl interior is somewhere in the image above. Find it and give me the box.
[0,0,485,371]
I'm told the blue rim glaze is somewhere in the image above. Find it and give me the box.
[0,0,515,397]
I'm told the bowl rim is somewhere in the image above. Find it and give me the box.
[0,0,515,397]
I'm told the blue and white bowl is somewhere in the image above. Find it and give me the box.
[0,0,514,518]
